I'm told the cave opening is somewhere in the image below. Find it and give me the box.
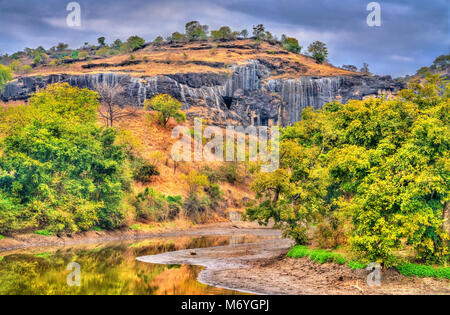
[223,96,233,109]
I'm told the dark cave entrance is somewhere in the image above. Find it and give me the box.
[223,96,233,109]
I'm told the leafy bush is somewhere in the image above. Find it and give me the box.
[314,216,346,249]
[0,64,12,91]
[218,163,241,184]
[183,194,210,222]
[0,196,20,235]
[126,36,145,52]
[281,37,301,53]
[181,171,209,196]
[199,166,221,184]
[134,188,181,222]
[132,159,159,183]
[144,94,186,127]
[204,183,223,208]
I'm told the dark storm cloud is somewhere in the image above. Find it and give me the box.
[0,0,448,76]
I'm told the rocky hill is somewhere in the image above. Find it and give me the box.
[1,40,404,126]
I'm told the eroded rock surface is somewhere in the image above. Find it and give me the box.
[1,60,404,126]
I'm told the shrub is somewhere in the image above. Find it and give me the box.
[0,196,20,235]
[314,216,346,249]
[281,37,301,53]
[183,194,210,222]
[144,94,186,127]
[181,171,209,196]
[134,188,181,222]
[126,36,146,52]
[199,166,221,183]
[204,183,223,208]
[0,64,12,91]
[132,159,159,183]
[218,163,241,184]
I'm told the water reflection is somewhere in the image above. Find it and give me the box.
[0,234,271,295]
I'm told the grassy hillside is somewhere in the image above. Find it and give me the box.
[9,40,356,80]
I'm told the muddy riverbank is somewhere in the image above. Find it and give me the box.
[138,238,450,295]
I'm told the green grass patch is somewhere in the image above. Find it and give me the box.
[0,257,4,262]
[287,245,346,264]
[347,260,367,270]
[34,229,52,236]
[34,252,52,259]
[0,235,4,240]
[92,227,103,232]
[397,263,450,280]
[287,245,367,269]
[130,224,142,231]
[287,246,449,279]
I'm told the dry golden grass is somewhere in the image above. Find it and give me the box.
[22,40,357,79]
[114,109,254,211]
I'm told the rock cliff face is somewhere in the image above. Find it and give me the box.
[1,60,404,126]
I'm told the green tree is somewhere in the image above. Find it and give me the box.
[210,26,234,41]
[360,62,371,75]
[341,64,358,72]
[97,37,106,47]
[153,36,164,45]
[0,64,12,91]
[308,41,328,63]
[185,21,208,41]
[282,37,301,53]
[240,29,249,38]
[246,74,449,266]
[169,32,185,42]
[143,94,186,127]
[56,43,69,51]
[0,83,130,234]
[111,39,123,50]
[432,54,450,70]
[252,24,266,40]
[126,36,145,52]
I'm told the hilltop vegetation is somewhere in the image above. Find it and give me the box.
[0,21,367,83]
[397,54,450,83]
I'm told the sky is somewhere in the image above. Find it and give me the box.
[0,0,448,77]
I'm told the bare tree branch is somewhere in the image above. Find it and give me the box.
[95,81,138,127]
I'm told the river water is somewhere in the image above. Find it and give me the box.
[0,234,277,295]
